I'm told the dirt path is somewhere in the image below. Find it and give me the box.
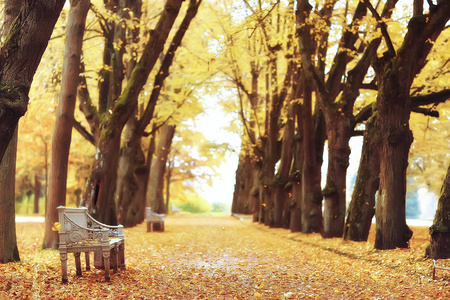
[2,215,449,299]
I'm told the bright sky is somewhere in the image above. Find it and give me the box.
[193,101,241,206]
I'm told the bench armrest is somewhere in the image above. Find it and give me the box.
[85,213,124,239]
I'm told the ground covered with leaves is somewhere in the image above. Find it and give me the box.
[1,215,450,299]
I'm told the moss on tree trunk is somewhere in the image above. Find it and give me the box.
[429,164,450,259]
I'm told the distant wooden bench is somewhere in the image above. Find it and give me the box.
[57,206,125,283]
[432,259,450,280]
[146,207,165,232]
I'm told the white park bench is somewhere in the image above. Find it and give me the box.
[432,259,450,280]
[146,207,165,232]
[57,206,125,283]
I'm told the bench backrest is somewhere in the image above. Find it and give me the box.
[57,206,88,232]
[146,207,164,220]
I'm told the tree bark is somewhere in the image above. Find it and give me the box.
[322,112,351,238]
[116,133,145,227]
[82,127,122,225]
[0,128,20,263]
[344,117,380,241]
[272,100,296,228]
[0,0,65,163]
[231,153,255,215]
[42,0,90,249]
[148,124,176,214]
[374,1,450,249]
[289,102,304,232]
[301,77,322,233]
[429,163,450,259]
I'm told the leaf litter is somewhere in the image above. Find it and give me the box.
[1,215,450,299]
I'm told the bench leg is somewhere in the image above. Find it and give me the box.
[74,252,82,276]
[119,243,126,270]
[103,250,111,282]
[60,252,68,283]
[94,251,104,269]
[85,252,90,271]
[153,221,162,231]
[147,221,151,232]
[111,245,119,274]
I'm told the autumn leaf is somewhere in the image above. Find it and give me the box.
[51,222,61,232]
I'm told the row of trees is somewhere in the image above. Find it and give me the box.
[228,0,450,256]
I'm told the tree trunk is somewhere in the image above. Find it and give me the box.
[322,113,351,238]
[34,173,41,214]
[374,2,450,249]
[374,72,413,250]
[301,78,322,233]
[231,153,255,215]
[43,0,90,249]
[140,124,157,221]
[0,11,21,266]
[148,124,176,214]
[272,101,296,228]
[429,163,450,259]
[0,129,20,263]
[344,117,380,241]
[82,127,122,225]
[0,0,65,163]
[290,103,304,232]
[116,133,146,227]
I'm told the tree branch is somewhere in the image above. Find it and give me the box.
[353,89,450,125]
[72,119,95,145]
[411,107,439,117]
[136,0,202,137]
[364,0,396,56]
[411,89,450,106]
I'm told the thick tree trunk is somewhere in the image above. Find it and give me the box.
[429,164,450,259]
[83,127,122,225]
[231,154,255,215]
[43,0,90,249]
[0,10,21,264]
[344,118,380,241]
[290,104,304,232]
[0,9,21,264]
[148,124,176,214]
[0,0,65,163]
[375,74,413,249]
[116,133,146,227]
[301,79,322,233]
[272,101,296,227]
[322,113,351,238]
[374,1,450,249]
[0,129,20,263]
[140,125,157,221]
